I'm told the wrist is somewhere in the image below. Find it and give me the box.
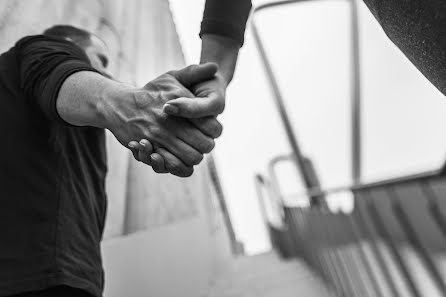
[96,80,134,131]
[200,34,240,85]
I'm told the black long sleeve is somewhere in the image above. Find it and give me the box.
[363,0,446,95]
[200,0,252,46]
[15,35,99,124]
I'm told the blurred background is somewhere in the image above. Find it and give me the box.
[170,0,446,254]
[2,0,446,296]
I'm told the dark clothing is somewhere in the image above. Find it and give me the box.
[362,0,446,96]
[10,286,93,297]
[0,35,106,297]
[201,0,446,96]
[200,0,252,46]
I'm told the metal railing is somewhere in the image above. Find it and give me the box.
[256,163,446,297]
[251,1,446,296]
[251,0,363,202]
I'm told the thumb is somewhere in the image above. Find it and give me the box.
[169,63,218,88]
[163,95,224,118]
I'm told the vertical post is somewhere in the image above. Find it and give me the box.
[350,0,362,183]
[251,18,318,197]
[208,155,242,255]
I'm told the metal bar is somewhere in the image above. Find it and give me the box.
[348,214,385,297]
[331,215,370,297]
[349,0,362,183]
[421,181,446,240]
[208,155,240,255]
[366,192,422,297]
[388,186,446,296]
[312,211,352,297]
[354,200,401,297]
[328,236,358,296]
[288,168,442,203]
[254,174,271,227]
[254,174,275,249]
[283,206,305,258]
[252,0,363,190]
[254,174,284,229]
[326,251,351,297]
[268,154,326,207]
[308,211,348,296]
[251,20,314,193]
[267,154,294,206]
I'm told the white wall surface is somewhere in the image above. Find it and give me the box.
[170,0,446,254]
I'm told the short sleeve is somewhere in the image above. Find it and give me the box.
[15,35,100,124]
[200,0,252,46]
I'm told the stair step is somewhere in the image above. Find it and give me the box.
[208,252,335,297]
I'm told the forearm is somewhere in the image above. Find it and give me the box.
[56,71,130,128]
[200,34,240,86]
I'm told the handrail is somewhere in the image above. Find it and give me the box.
[254,173,285,228]
[253,3,446,296]
[208,155,241,255]
[287,167,443,203]
[267,154,326,207]
[251,0,363,197]
[267,154,294,206]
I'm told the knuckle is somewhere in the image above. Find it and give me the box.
[174,166,194,178]
[166,70,176,77]
[157,111,169,125]
[209,120,223,138]
[215,123,223,137]
[138,153,150,165]
[153,167,165,174]
[187,152,204,166]
[166,158,183,172]
[216,101,225,114]
[180,103,195,115]
[141,156,151,165]
[181,169,194,178]
[187,64,198,72]
[201,139,215,154]
[148,126,163,138]
[133,154,141,162]
[183,104,193,113]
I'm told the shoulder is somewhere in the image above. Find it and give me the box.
[16,34,73,48]
[14,34,88,63]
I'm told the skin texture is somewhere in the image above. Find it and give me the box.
[56,33,223,177]
[132,34,241,173]
[107,66,219,176]
[166,34,240,116]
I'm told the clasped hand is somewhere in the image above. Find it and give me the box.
[108,63,226,177]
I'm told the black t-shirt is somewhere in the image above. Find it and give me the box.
[0,35,106,297]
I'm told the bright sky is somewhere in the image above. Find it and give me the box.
[169,0,446,254]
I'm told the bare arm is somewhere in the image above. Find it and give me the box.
[200,34,240,86]
[56,71,127,128]
[16,35,221,177]
[163,0,252,118]
[56,65,219,177]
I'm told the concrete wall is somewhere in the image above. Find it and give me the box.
[0,1,232,296]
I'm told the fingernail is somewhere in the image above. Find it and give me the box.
[164,104,179,115]
[139,140,146,147]
[128,142,136,148]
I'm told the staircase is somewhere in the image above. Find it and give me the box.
[208,252,334,297]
